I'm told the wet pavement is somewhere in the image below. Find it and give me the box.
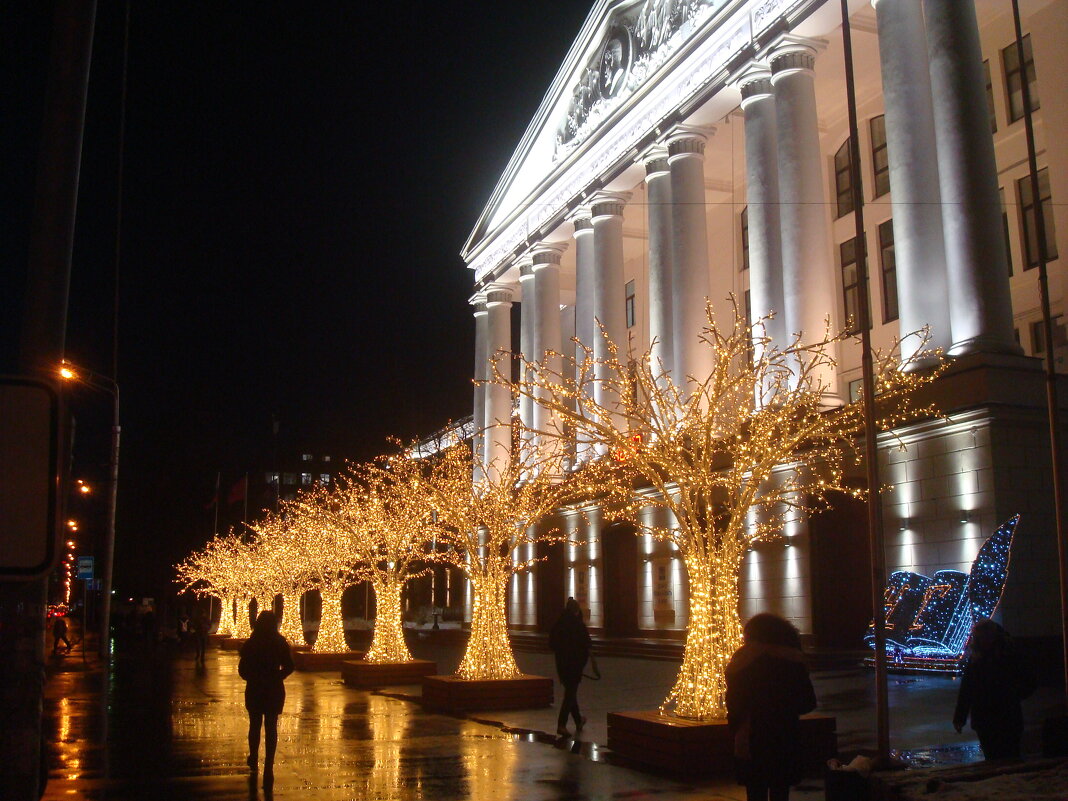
[40,634,1065,800]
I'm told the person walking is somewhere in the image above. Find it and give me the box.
[549,597,591,737]
[51,616,72,655]
[193,607,210,665]
[726,613,817,801]
[953,618,1036,760]
[238,611,294,785]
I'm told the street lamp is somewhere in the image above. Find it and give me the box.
[58,360,120,658]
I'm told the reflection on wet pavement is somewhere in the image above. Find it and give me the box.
[42,646,731,801]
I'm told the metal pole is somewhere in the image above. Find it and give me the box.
[840,0,890,759]
[1010,0,1068,701]
[99,386,119,658]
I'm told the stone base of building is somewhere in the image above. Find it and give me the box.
[606,710,836,777]
[421,674,553,712]
[341,659,437,688]
[292,650,363,671]
[219,637,247,651]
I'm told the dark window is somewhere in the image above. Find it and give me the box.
[841,237,870,334]
[1003,34,1039,123]
[740,206,750,271]
[1019,167,1058,269]
[984,60,997,134]
[265,472,279,486]
[625,279,636,329]
[282,473,296,485]
[1001,188,1013,276]
[870,116,890,198]
[878,219,898,323]
[835,139,854,218]
[1032,314,1066,356]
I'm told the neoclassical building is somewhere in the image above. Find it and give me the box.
[461,0,1068,649]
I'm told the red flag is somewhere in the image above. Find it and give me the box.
[227,476,247,505]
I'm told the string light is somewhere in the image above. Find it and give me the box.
[865,514,1019,671]
[495,296,942,720]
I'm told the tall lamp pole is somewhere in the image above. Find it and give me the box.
[59,362,120,658]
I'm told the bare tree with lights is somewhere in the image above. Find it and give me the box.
[293,460,434,665]
[500,298,940,719]
[416,439,626,681]
[244,514,311,645]
[175,532,247,637]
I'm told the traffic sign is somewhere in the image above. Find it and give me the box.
[76,556,94,580]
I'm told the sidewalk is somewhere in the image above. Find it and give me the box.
[39,634,1065,800]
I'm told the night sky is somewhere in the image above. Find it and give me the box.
[3,1,593,596]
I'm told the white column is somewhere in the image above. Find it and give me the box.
[871,0,951,364]
[517,260,536,455]
[668,127,713,385]
[471,299,488,482]
[483,286,514,482]
[532,244,566,443]
[739,69,788,355]
[923,0,1018,355]
[772,41,840,401]
[642,146,674,379]
[570,209,596,463]
[591,191,630,448]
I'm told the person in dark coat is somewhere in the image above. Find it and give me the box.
[193,607,210,665]
[239,611,294,784]
[726,613,817,801]
[51,616,72,655]
[953,618,1035,760]
[549,597,592,737]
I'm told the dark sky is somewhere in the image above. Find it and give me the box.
[3,1,593,595]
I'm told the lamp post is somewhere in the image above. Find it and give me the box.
[59,361,120,659]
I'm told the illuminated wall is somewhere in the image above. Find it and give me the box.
[636,505,687,632]
[566,507,602,628]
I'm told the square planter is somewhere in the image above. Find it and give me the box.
[219,637,247,651]
[606,710,836,777]
[292,650,364,672]
[421,674,553,712]
[342,659,437,688]
[207,633,230,645]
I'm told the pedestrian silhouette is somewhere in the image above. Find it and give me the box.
[239,611,294,786]
[51,616,72,654]
[953,618,1036,760]
[549,597,591,737]
[726,613,817,801]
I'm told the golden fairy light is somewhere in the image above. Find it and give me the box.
[499,297,941,719]
[416,437,627,681]
[175,532,251,638]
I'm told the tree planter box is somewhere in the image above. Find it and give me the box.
[606,710,836,777]
[342,659,437,688]
[421,674,553,712]
[292,650,364,672]
[219,637,247,651]
[208,633,230,645]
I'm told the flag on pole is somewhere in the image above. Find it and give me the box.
[227,475,247,505]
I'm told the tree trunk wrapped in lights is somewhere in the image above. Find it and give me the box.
[279,591,304,644]
[416,439,627,682]
[174,532,252,639]
[501,298,941,719]
[234,595,253,638]
[216,594,235,637]
[315,588,348,653]
[366,579,408,663]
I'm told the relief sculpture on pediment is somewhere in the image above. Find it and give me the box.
[554,0,727,161]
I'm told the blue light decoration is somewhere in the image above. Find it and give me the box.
[864,514,1019,673]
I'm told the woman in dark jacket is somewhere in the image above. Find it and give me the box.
[726,613,817,801]
[239,611,294,784]
[953,618,1035,760]
[549,597,592,736]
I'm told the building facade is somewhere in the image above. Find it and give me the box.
[462,0,1068,647]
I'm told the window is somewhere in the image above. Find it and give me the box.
[870,116,890,198]
[282,473,296,485]
[1019,167,1058,269]
[319,474,331,486]
[1001,188,1013,276]
[1003,34,1039,123]
[301,453,313,462]
[323,455,331,463]
[300,472,312,486]
[983,60,997,133]
[1032,314,1066,355]
[265,472,279,486]
[878,219,898,323]
[625,279,636,329]
[840,237,869,334]
[848,378,863,403]
[740,206,750,271]
[835,139,854,218]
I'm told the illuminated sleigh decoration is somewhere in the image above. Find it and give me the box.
[864,514,1019,674]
